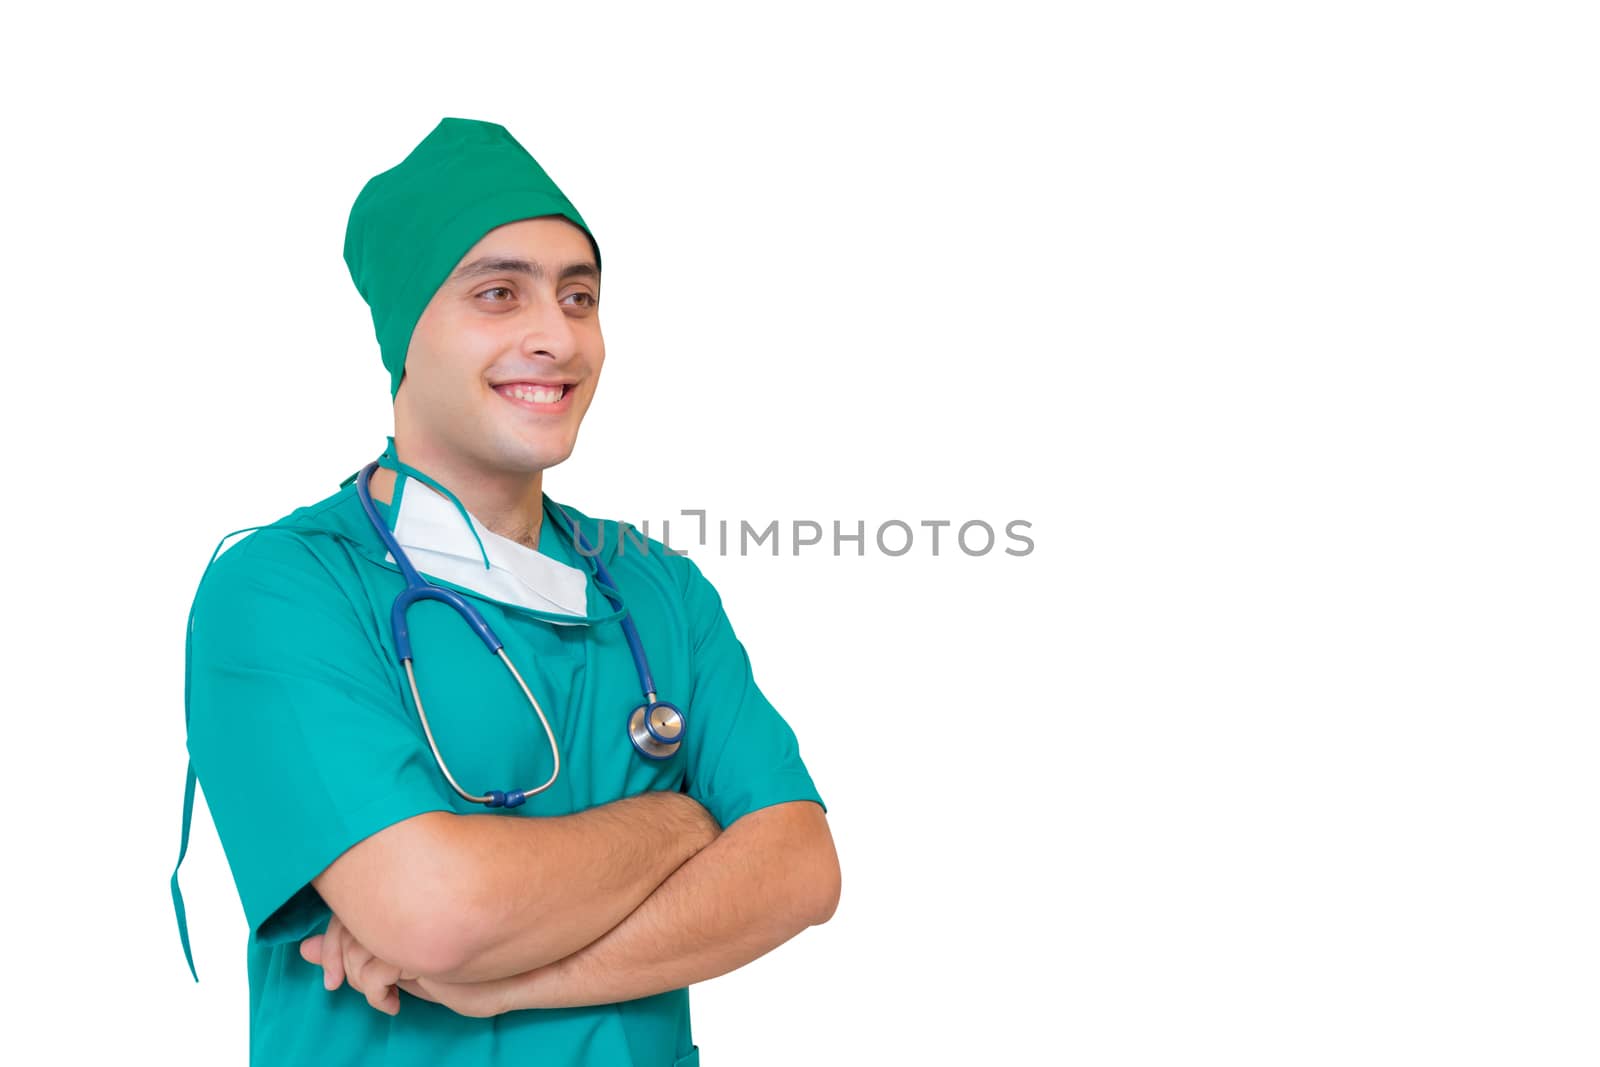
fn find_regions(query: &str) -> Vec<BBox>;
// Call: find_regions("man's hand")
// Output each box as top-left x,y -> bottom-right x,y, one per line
395,971 -> 534,1018
301,915 -> 534,1019
299,914 -> 421,1017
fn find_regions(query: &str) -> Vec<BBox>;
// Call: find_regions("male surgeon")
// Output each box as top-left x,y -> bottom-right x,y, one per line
170,116 -> 839,1067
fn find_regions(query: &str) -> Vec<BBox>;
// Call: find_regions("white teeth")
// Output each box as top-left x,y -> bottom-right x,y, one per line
504,384 -> 563,404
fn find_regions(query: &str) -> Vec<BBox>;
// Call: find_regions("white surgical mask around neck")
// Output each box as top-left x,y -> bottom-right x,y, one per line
385,474 -> 590,624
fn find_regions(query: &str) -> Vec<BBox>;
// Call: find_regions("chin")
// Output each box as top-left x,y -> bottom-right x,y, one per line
516,440 -> 576,471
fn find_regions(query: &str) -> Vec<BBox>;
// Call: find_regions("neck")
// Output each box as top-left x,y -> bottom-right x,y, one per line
370,435 -> 546,551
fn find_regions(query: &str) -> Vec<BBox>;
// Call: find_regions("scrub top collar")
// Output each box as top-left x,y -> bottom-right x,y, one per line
378,452 -> 591,622
327,438 -> 631,629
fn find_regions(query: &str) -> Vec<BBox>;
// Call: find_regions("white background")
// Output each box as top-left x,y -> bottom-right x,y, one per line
2,2 -> 1595,1064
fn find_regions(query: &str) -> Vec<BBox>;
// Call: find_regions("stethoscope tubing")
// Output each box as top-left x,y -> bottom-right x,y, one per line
557,503 -> 660,703
353,460 -> 684,808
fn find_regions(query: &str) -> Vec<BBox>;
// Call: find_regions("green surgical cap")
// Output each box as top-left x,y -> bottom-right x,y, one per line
343,117 -> 601,399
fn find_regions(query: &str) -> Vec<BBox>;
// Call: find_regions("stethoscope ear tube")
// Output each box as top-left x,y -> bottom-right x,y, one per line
402,646 -> 561,807
391,583 -> 504,661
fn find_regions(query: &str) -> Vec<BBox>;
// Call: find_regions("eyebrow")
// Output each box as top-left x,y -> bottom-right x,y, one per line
449,256 -> 600,285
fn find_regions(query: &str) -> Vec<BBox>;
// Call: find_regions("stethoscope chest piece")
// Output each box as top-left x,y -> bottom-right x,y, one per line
628,700 -> 686,760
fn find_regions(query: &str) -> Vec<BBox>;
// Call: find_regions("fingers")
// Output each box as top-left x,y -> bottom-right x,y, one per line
307,914 -> 406,1015
342,934 -> 374,997
321,915 -> 347,992
355,955 -> 404,1016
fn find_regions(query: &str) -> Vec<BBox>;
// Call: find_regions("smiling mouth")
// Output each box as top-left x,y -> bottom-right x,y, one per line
493,382 -> 574,410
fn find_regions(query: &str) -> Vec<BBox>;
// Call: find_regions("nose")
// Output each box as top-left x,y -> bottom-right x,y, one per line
518,292 -> 583,361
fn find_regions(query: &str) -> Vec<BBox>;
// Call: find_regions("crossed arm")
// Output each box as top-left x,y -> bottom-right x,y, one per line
299,791 -> 839,1016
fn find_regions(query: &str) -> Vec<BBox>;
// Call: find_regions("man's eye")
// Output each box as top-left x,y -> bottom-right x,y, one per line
563,292 -> 597,308
479,286 -> 514,302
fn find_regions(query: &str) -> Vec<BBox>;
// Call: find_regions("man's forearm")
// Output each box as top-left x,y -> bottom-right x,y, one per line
431,790 -> 721,983
500,799 -> 837,1009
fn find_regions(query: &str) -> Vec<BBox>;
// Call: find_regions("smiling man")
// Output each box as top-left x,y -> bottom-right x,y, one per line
170,116 -> 839,1067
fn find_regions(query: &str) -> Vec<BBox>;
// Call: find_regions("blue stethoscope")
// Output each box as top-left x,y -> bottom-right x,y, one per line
354,459 -> 685,809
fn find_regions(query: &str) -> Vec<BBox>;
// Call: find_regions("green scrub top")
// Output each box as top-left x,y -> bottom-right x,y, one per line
170,443 -> 826,1066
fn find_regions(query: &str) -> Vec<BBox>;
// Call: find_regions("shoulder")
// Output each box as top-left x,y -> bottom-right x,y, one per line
192,483 -> 370,617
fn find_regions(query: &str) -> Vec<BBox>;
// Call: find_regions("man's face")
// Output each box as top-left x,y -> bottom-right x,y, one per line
396,216 -> 603,476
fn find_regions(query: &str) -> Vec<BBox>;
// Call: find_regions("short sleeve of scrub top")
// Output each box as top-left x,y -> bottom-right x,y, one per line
185,528 -> 456,947
667,551 -> 827,830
